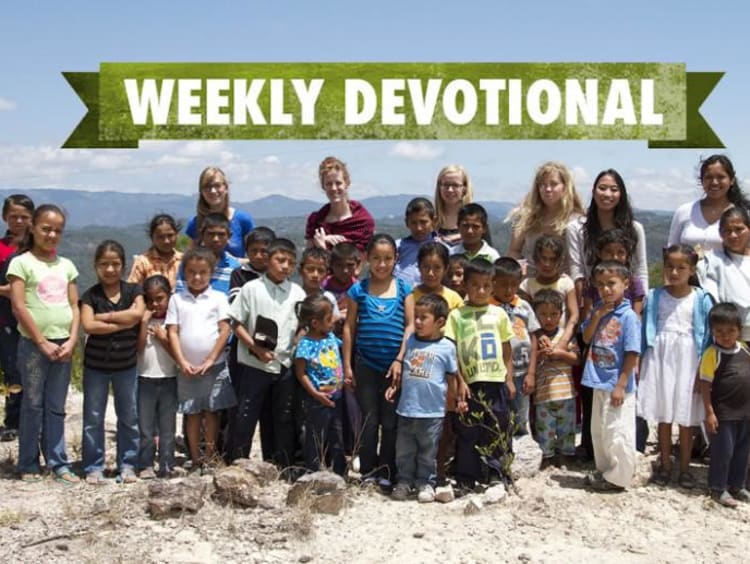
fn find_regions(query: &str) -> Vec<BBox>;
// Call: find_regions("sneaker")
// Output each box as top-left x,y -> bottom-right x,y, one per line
417,484 -> 435,503
678,471 -> 695,490
712,490 -> 739,508
588,475 -> 625,492
391,482 -> 411,501
730,488 -> 750,502
434,483 -> 455,503
378,478 -> 393,494
139,467 -> 157,480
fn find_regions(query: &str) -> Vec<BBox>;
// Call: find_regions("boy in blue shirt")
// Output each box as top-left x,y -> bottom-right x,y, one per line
581,260 -> 641,491
386,294 -> 459,502
394,198 -> 446,287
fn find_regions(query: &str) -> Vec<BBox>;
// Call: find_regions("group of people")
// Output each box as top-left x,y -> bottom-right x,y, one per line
1,154 -> 749,508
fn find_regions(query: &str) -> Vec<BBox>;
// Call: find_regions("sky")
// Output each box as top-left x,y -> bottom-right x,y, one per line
1,1 -> 749,212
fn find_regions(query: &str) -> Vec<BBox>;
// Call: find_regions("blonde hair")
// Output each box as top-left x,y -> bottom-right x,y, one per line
318,156 -> 351,187
433,165 -> 474,229
507,161 -> 584,237
196,166 -> 230,234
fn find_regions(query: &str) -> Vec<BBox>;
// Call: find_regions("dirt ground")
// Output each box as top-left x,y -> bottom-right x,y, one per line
1,392 -> 750,564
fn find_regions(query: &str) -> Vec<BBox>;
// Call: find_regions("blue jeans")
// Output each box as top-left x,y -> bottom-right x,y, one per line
354,357 -> 398,480
138,377 -> 177,471
395,416 -> 443,487
304,395 -> 345,475
82,366 -> 139,475
16,337 -> 72,474
0,325 -> 22,429
708,419 -> 750,493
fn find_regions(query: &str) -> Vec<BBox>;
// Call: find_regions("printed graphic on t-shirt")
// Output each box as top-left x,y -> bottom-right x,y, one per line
589,317 -> 622,370
36,272 -> 68,304
296,336 -> 343,395
458,313 -> 501,382
406,349 -> 437,379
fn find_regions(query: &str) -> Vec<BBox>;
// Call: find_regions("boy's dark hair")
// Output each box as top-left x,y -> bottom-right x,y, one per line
493,256 -> 523,279
330,242 -> 361,264
532,288 -> 564,312
415,293 -> 449,321
405,197 -> 436,220
244,226 -> 276,249
143,274 -> 172,295
200,212 -> 231,234
592,259 -> 630,280
3,194 -> 34,217
458,202 -> 488,225
301,246 -> 330,266
268,238 -> 297,258
182,247 -> 217,270
418,241 -> 449,268
709,302 -> 743,331
448,253 -> 469,270
533,234 -> 565,265
463,257 -> 495,282
595,228 -> 633,254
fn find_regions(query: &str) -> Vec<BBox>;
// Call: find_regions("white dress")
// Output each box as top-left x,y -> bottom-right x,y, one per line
637,291 -> 704,426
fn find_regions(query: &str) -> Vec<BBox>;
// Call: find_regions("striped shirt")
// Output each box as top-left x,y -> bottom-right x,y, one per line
175,251 -> 240,297
534,327 -> 578,404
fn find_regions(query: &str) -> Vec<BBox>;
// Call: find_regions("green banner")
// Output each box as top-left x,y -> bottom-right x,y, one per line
62,63 -> 723,149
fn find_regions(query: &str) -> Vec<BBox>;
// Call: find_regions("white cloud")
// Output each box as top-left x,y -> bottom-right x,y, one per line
389,141 -> 444,161
0,97 -> 17,111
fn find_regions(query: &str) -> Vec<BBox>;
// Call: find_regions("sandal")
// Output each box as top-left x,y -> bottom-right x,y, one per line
712,490 -> 739,508
21,473 -> 42,483
651,466 -> 671,487
1,428 -> 18,442
678,472 -> 695,490
729,488 -> 750,502
86,471 -> 107,485
56,470 -> 80,486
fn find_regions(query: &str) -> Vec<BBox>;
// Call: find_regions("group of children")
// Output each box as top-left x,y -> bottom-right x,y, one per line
2,187 -> 750,509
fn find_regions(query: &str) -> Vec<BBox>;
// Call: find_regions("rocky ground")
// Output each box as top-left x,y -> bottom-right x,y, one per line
1,392 -> 750,563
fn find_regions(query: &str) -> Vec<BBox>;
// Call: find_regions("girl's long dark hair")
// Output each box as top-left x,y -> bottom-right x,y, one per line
583,169 -> 639,271
700,154 -> 750,209
663,243 -> 700,288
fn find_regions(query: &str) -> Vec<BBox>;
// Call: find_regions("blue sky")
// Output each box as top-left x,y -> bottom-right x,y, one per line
1,1 -> 748,211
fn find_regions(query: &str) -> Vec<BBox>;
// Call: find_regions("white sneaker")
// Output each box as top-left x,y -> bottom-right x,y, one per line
434,483 -> 455,503
417,484 -> 435,503
391,482 -> 411,501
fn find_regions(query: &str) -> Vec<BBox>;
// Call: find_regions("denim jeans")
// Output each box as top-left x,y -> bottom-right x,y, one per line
304,395 -> 345,475
138,377 -> 177,471
227,364 -> 297,468
354,357 -> 398,480
16,337 -> 72,474
454,381 -> 511,485
510,373 -> 529,435
708,419 -> 750,493
82,365 -> 139,475
0,325 -> 22,429
395,416 -> 443,487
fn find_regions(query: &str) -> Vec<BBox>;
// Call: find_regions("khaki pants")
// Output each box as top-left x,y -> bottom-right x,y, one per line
591,389 -> 635,488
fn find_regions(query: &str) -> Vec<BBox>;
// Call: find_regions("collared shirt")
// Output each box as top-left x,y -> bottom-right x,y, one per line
175,251 -> 240,296
165,286 -> 230,367
450,240 -> 500,264
229,274 -> 306,373
127,248 -> 183,291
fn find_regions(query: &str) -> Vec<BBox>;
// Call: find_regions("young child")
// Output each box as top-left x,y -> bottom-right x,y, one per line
507,161 -> 585,274
638,244 -> 713,488
228,226 -> 275,304
299,247 -> 340,313
0,194 -> 33,442
386,294 -> 459,502
581,260 -> 641,491
80,240 -> 146,484
520,235 -> 578,350
445,258 -> 514,489
700,302 -> 750,508
699,206 -> 750,342
434,165 -> 474,247
137,275 -> 179,479
228,238 -> 306,469
491,257 -> 540,436
8,204 -> 79,484
167,248 -> 237,471
176,213 -> 241,296
322,241 -> 361,326
394,197 -> 444,286
581,228 -> 645,320
531,289 -> 580,466
128,214 -> 183,290
450,203 -> 500,263
294,294 -> 346,475
343,234 -> 412,488
444,253 -> 468,297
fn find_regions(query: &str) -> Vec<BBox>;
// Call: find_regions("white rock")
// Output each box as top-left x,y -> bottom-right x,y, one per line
482,483 -> 507,505
511,434 -> 543,480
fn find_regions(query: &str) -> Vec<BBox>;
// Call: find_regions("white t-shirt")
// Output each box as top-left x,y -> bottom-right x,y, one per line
137,317 -> 178,378
699,249 -> 750,341
668,200 -> 723,254
165,287 -> 229,366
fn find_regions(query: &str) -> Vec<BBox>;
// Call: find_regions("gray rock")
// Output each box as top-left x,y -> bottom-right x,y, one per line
464,497 -> 484,515
287,471 -> 348,515
232,458 -> 279,486
511,434 -> 543,479
631,452 -> 653,488
482,483 -> 507,505
148,477 -> 207,518
213,466 -> 261,507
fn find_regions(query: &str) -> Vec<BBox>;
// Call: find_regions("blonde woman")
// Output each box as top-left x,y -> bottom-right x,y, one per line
433,165 -> 474,247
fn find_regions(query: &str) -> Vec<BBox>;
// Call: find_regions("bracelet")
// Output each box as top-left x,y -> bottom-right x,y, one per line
394,359 -> 404,365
